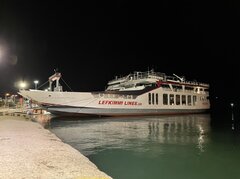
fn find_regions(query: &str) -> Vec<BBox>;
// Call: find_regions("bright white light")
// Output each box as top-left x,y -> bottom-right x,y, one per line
230,103 -> 234,107
19,82 -> 26,89
34,80 -> 39,89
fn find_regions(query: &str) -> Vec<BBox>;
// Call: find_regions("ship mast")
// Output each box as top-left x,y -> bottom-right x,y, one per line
48,70 -> 62,91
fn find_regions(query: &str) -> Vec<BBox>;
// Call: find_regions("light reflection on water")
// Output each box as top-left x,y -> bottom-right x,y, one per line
36,114 -> 211,156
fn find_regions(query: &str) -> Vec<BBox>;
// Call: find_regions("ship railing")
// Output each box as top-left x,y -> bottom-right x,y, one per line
108,70 -> 209,87
180,81 -> 209,87
166,76 -> 179,82
198,83 -> 209,87
93,92 -> 135,99
108,76 -> 129,85
108,71 -> 166,84
131,73 -> 165,81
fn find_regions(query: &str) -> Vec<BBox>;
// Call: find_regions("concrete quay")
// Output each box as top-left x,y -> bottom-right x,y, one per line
0,115 -> 112,179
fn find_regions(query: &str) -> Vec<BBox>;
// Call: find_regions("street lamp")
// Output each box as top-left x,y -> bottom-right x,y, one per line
230,102 -> 234,121
12,94 -> 18,105
34,80 -> 39,89
5,93 -> 10,108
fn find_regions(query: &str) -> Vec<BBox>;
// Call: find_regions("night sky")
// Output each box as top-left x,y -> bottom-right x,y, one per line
0,1 -> 239,105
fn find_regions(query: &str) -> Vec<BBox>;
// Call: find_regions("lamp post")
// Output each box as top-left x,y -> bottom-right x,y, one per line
5,93 -> 10,108
34,80 -> 39,89
230,102 -> 235,130
12,94 -> 18,106
230,103 -> 234,121
18,81 -> 27,110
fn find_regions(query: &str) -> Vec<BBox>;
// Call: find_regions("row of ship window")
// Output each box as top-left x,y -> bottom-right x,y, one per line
162,84 -> 209,93
148,93 -> 199,105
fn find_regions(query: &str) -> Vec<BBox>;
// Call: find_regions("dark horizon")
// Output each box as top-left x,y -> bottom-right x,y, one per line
0,1 -> 239,105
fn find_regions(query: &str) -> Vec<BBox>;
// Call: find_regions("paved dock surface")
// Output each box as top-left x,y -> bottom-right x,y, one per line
0,116 -> 112,179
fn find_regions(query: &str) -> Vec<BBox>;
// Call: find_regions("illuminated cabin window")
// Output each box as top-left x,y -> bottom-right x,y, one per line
170,94 -> 174,105
188,95 -> 192,105
156,93 -> 158,105
152,93 -> 155,105
148,93 -> 151,105
163,94 -> 168,105
193,96 -> 197,105
182,95 -> 186,105
176,95 -> 180,105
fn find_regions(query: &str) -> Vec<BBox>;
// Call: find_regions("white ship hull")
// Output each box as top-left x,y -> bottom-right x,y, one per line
19,86 -> 210,117
47,107 -> 209,117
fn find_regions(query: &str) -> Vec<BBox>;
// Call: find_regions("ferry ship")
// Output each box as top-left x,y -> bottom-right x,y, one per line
19,70 -> 210,116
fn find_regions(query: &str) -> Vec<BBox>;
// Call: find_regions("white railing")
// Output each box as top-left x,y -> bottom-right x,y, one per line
107,70 -> 209,88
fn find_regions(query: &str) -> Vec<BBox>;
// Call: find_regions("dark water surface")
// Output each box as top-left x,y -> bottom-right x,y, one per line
36,112 -> 240,179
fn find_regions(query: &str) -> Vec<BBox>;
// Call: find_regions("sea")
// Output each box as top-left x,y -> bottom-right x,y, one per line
35,106 -> 240,179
